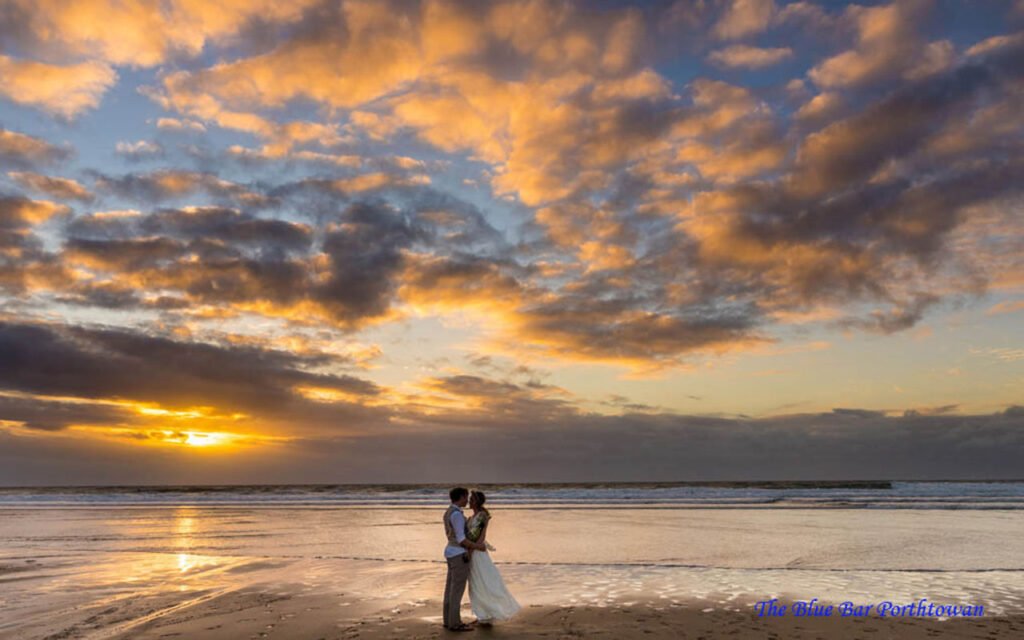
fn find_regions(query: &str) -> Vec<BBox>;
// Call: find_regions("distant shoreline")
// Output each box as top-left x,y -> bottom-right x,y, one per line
3,478 -> 1024,491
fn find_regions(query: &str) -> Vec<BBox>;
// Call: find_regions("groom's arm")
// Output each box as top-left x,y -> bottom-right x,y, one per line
464,533 -> 486,551
460,537 -> 486,551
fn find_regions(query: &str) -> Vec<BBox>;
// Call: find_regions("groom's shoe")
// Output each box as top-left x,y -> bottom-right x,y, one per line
447,622 -> 475,632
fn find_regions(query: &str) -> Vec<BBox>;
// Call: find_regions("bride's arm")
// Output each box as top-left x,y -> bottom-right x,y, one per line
479,520 -> 495,548
479,514 -> 496,550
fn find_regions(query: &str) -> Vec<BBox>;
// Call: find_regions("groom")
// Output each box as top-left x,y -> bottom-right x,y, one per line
443,487 -> 487,631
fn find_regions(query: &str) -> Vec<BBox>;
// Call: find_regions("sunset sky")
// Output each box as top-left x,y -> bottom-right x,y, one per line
1,0 -> 1022,485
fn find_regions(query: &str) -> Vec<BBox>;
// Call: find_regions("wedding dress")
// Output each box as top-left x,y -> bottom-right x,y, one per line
466,511 -> 521,622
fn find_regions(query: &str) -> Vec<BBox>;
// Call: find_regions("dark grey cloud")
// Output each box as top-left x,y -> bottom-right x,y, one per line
0,311 -> 1018,483
0,393 -> 133,432
903,404 -> 960,417
836,292 -> 942,334
70,206 -> 313,254
1,194 -> 44,249
602,393 -> 676,412
403,188 -> 508,253
516,293 -> 764,363
402,252 -> 526,297
312,201 -> 427,325
63,236 -> 183,270
421,374 -> 575,424
0,127 -> 70,170
54,282 -> 148,310
4,399 -> 1021,485
64,222 -> 315,314
790,39 -> 1024,200
91,170 -> 272,207
47,180 -> 515,327
0,320 -> 379,415
830,408 -> 886,419
0,195 -> 70,294
308,404 -> 1024,484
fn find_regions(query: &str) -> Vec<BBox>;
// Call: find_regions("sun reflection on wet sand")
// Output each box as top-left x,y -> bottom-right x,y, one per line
174,507 -> 195,549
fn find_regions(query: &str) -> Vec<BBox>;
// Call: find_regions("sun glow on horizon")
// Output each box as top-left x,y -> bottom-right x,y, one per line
180,431 -> 229,447
56,425 -> 291,451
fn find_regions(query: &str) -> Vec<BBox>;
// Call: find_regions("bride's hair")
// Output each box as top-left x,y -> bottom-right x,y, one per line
470,489 -> 488,511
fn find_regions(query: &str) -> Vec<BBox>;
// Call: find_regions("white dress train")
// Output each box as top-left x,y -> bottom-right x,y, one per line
467,515 -> 521,622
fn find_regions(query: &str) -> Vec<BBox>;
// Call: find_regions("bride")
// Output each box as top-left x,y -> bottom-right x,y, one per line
466,490 -> 521,624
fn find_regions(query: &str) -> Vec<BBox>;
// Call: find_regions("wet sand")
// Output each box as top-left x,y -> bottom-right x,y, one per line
91,590 -> 1022,640
4,555 -> 1020,639
2,505 -> 1022,639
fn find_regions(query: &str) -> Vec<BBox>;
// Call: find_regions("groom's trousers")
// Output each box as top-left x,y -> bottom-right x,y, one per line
443,553 -> 471,628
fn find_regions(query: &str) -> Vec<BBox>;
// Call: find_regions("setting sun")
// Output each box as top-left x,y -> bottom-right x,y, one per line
181,431 -> 231,447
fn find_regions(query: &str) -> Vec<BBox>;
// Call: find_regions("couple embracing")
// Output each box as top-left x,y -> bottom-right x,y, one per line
442,487 -> 521,631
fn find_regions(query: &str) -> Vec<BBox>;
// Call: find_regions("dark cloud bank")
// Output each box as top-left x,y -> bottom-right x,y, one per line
1,320 -> 1021,485
1,402 -> 1021,485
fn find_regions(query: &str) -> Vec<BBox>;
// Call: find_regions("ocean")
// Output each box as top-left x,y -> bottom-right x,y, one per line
2,480 -> 1023,508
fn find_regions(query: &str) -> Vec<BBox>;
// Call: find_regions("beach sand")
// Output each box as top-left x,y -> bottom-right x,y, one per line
5,562 -> 1019,639
70,589 -> 1020,640
3,504 -> 1023,639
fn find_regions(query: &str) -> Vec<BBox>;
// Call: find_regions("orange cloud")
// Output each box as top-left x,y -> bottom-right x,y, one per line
145,74 -> 345,154
8,171 -> 94,202
713,0 -> 777,40
329,172 -> 431,193
0,128 -> 70,168
796,92 -> 843,121
708,44 -> 793,68
0,55 -> 115,118
6,0 -> 316,67
156,117 -> 206,132
0,196 -> 69,226
987,300 -> 1024,315
807,0 -> 949,90
675,128 -> 787,183
144,1 -> 676,207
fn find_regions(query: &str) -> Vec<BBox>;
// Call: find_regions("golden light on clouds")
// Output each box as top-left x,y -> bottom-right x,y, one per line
0,0 -> 1022,483
294,385 -> 380,406
70,426 -> 290,450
